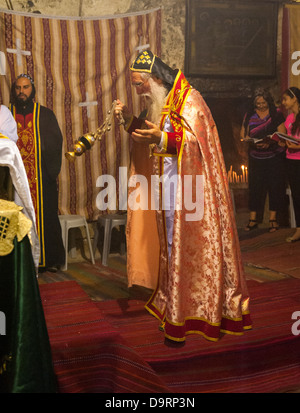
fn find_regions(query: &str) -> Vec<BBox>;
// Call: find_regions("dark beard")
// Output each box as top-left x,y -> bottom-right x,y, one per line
12,87 -> 35,110
15,95 -> 34,109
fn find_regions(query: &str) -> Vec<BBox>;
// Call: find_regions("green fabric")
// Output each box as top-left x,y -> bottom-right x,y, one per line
0,236 -> 56,393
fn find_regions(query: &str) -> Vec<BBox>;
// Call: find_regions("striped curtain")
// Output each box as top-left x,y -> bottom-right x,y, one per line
0,8 -> 161,220
282,4 -> 300,93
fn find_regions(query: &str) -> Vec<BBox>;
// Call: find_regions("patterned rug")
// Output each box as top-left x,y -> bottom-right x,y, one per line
38,256 -> 151,302
38,228 -> 300,393
39,277 -> 300,393
241,228 -> 300,281
95,278 -> 300,393
39,280 -> 169,393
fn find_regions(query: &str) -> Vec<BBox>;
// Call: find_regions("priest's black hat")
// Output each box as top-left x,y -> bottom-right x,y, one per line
130,50 -> 178,92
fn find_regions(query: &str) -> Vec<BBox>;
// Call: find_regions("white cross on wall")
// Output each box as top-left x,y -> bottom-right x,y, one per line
6,38 -> 31,67
78,92 -> 98,118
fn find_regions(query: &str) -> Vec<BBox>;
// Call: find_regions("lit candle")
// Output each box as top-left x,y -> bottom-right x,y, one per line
241,165 -> 245,183
228,165 -> 233,183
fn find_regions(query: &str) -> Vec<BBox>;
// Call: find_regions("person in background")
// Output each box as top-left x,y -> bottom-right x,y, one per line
10,74 -> 64,272
240,88 -> 286,232
0,99 -> 40,268
282,87 -> 300,243
114,50 -> 251,343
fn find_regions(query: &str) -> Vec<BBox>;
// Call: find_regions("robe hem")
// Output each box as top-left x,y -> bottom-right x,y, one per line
146,301 -> 252,342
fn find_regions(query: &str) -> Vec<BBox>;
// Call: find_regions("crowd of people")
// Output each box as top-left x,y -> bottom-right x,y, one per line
240,86 -> 300,243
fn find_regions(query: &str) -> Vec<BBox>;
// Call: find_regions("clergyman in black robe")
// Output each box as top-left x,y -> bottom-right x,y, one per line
10,73 -> 64,272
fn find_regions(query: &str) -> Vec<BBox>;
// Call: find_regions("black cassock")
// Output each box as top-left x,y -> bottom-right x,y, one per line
11,101 -> 65,270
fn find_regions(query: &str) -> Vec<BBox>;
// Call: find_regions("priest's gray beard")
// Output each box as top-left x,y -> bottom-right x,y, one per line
143,78 -> 168,125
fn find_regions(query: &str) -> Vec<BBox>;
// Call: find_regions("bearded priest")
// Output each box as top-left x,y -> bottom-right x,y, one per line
115,50 -> 251,343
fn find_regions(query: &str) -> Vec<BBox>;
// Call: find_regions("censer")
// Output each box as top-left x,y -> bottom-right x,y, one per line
65,100 -> 123,162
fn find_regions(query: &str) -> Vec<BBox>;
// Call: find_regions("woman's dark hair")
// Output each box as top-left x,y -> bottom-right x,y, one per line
243,88 -> 278,133
283,86 -> 300,135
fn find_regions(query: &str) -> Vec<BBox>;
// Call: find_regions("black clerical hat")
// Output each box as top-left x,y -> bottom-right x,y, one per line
130,50 -> 178,91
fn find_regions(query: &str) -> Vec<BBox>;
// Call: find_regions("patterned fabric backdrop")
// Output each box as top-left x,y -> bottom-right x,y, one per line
282,4 -> 300,93
0,8 -> 161,220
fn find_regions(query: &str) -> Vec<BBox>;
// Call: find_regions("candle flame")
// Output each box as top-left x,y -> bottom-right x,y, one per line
227,164 -> 248,184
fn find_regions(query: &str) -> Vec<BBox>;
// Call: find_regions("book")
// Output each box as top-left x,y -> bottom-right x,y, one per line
268,132 -> 300,144
241,132 -> 300,145
240,136 -> 264,144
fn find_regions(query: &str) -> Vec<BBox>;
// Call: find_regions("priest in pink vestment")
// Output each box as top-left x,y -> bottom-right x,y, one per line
115,50 -> 252,342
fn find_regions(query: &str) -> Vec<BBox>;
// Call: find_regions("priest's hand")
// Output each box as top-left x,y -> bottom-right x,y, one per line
132,120 -> 161,144
114,99 -> 131,124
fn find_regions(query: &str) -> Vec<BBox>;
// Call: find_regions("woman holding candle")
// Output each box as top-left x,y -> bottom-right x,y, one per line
282,87 -> 300,242
240,88 -> 286,232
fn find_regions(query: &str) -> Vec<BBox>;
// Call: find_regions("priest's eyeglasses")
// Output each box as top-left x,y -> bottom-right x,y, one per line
132,82 -> 144,88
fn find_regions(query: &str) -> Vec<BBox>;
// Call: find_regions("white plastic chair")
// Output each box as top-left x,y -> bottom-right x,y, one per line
59,214 -> 95,270
93,213 -> 127,266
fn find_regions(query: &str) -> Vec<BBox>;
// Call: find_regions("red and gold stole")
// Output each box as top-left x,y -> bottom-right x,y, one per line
159,70 -> 192,159
10,103 -> 45,267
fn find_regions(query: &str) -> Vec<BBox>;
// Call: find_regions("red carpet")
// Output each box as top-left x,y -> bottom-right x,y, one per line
39,281 -> 169,393
95,278 -> 300,393
40,278 -> 300,393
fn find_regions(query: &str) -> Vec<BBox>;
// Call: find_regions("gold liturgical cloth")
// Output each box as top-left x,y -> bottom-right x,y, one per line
0,199 -> 32,256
